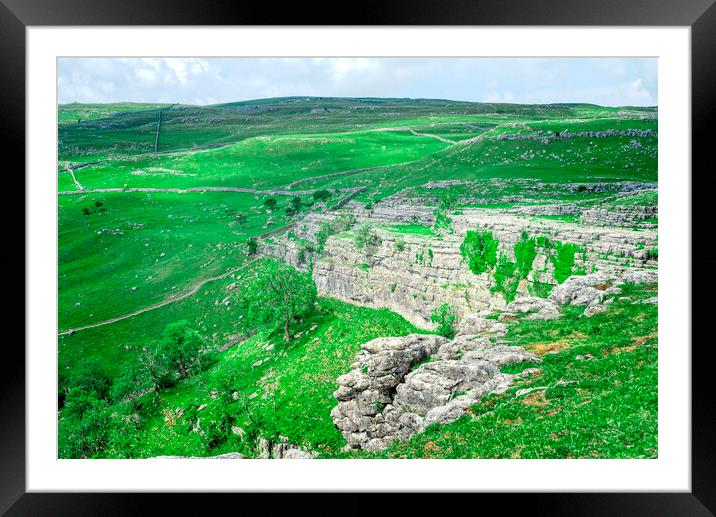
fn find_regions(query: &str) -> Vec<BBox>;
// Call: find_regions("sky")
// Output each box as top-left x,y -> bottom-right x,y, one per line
58,57 -> 657,107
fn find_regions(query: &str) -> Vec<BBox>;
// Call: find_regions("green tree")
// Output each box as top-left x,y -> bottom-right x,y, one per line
263,198 -> 277,210
247,237 -> 259,255
68,359 -> 112,401
313,190 -> 332,202
291,196 -> 302,212
236,259 -> 317,342
59,387 -> 111,458
160,320 -> 204,379
137,345 -> 175,395
460,230 -> 498,275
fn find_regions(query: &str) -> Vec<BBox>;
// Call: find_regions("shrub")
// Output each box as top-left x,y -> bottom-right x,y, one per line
263,198 -> 277,209
550,241 -> 581,284
431,303 -> 457,339
514,232 -> 537,278
313,190 -> 332,202
491,254 -> 520,303
355,224 -> 382,251
315,222 -> 335,253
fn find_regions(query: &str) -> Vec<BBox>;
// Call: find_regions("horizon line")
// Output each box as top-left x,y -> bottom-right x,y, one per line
57,95 -> 659,109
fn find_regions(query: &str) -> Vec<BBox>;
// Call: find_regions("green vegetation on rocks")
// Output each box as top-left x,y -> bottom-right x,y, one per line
460,230 -> 498,274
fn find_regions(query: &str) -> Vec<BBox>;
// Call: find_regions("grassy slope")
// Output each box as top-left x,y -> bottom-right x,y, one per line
291,124 -> 657,202
67,130 -> 451,191
57,98 -> 624,162
58,191 -> 304,330
75,297 -> 421,458
58,103 -> 170,124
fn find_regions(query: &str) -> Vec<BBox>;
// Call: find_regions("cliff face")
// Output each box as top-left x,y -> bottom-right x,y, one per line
263,198 -> 657,329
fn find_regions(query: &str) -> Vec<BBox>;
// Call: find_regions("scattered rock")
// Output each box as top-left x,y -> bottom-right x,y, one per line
281,448 -> 316,459
549,273 -> 610,306
258,438 -> 271,459
502,297 -> 561,320
583,298 -> 613,318
458,314 -> 507,336
259,436 -> 317,459
622,269 -> 657,285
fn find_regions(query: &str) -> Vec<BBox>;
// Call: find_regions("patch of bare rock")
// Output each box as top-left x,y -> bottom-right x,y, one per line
258,436 -> 316,459
331,331 -> 540,452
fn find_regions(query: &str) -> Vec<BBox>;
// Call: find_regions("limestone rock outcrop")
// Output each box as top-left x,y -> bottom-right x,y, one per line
331,332 -> 540,451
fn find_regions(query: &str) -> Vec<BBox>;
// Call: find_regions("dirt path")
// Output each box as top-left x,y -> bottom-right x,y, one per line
285,163 -> 412,189
58,258 -> 258,336
57,183 -> 366,336
408,129 -> 457,145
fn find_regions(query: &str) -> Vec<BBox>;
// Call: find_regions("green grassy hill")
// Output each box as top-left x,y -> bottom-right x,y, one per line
57,97 -> 658,459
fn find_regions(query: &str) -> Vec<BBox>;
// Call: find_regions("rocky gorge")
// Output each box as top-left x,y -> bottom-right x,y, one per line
260,182 -> 658,451
264,195 -> 657,328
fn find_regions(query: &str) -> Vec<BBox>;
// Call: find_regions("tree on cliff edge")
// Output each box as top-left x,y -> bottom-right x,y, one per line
236,258 -> 317,342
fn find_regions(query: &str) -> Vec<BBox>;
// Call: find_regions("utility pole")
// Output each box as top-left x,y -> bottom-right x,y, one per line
154,109 -> 162,153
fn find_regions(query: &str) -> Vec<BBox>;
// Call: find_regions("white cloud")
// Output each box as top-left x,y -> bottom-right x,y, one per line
57,57 -> 658,107
617,78 -> 656,106
484,91 -> 516,103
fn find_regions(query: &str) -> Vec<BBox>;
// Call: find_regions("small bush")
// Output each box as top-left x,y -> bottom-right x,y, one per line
291,196 -> 302,212
355,224 -> 381,251
313,190 -> 332,202
431,303 -> 457,339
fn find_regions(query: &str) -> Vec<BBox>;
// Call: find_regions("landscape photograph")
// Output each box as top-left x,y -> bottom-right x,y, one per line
57,57 -> 658,460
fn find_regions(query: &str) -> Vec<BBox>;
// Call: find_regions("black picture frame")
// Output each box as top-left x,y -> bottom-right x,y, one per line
4,0 -> 714,514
